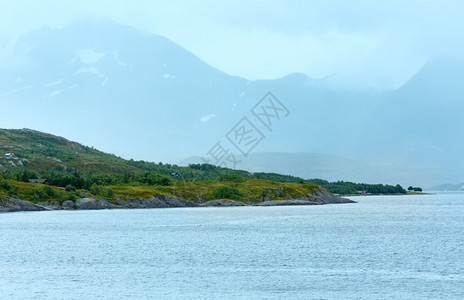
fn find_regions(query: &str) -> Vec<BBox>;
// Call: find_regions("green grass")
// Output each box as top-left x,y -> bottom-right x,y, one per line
101,179 -> 320,203
0,177 -> 323,205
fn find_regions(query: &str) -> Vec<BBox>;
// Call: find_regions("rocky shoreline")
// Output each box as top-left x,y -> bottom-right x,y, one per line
0,192 -> 355,213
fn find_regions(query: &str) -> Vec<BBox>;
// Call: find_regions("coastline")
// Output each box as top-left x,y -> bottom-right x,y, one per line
0,192 -> 355,213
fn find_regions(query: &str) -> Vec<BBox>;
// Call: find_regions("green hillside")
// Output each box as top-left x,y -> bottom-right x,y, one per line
0,128 -> 406,206
0,128 -> 325,204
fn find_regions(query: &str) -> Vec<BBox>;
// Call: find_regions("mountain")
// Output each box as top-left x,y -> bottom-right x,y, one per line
181,152 -> 394,183
1,19 -> 463,187
0,20 -> 249,161
427,183 -> 464,191
0,19 -> 372,160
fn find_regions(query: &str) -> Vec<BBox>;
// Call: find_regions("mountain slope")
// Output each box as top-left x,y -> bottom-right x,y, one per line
0,19 -> 369,162
0,128 -> 142,173
1,20 -> 463,187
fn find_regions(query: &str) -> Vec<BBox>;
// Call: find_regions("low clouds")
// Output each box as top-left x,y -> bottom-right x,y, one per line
1,0 -> 463,88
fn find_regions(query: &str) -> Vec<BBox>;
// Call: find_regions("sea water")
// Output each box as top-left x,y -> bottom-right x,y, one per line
1,193 -> 463,299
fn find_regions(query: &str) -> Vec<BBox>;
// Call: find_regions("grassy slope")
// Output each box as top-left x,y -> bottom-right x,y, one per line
0,178 -> 320,204
0,128 -> 142,173
0,128 -> 322,204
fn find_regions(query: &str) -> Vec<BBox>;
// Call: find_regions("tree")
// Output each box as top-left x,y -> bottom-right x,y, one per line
395,184 -> 407,194
21,170 -> 29,182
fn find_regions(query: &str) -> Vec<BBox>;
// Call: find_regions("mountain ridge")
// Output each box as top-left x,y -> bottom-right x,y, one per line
1,19 -> 462,187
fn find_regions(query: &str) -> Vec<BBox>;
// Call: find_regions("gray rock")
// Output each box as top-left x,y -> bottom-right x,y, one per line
75,198 -> 97,209
255,199 -> 318,206
255,188 -> 355,206
42,201 -> 61,210
0,188 -> 355,213
94,198 -> 119,209
199,199 -> 247,207
62,200 -> 75,210
74,198 -> 120,210
0,197 -> 47,212
121,196 -> 198,209
312,189 -> 355,204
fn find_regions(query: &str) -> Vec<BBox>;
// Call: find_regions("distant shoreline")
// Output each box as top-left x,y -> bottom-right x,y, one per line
346,193 -> 430,197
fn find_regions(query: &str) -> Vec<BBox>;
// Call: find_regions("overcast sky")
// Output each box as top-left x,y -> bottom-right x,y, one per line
1,0 -> 463,88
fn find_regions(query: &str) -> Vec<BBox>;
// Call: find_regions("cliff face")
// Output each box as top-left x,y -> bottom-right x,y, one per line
1,190 -> 354,213
0,197 -> 48,212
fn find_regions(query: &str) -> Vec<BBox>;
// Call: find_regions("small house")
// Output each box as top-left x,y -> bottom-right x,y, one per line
4,153 -> 15,159
28,179 -> 49,184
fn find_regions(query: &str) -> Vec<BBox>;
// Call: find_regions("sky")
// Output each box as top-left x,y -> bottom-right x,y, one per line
1,0 -> 463,89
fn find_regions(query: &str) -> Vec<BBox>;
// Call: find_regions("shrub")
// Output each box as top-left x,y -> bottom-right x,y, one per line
211,186 -> 243,200
142,173 -> 172,186
90,183 -> 101,195
0,180 -> 13,192
65,184 -> 76,192
33,188 -> 47,202
43,185 -> 57,198
218,174 -> 246,183
68,192 -> 77,201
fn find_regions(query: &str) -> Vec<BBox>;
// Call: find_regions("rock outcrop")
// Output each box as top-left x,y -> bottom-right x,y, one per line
117,196 -> 198,209
0,197 -> 49,212
1,189 -> 354,213
61,200 -> 75,210
199,199 -> 247,207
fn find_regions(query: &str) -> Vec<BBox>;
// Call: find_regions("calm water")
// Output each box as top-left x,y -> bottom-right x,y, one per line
1,193 -> 463,299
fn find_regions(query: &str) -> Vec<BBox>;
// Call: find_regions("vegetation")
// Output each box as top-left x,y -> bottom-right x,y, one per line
408,186 -> 423,192
0,128 -> 408,204
308,179 -> 407,195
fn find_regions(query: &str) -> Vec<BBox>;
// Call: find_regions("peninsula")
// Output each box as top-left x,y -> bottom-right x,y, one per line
0,128 -> 387,212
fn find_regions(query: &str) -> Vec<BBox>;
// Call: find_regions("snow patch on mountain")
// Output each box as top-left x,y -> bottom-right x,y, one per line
43,90 -> 61,98
1,85 -> 32,97
110,50 -> 127,67
163,73 -> 175,79
200,114 -> 217,122
74,67 -> 108,85
42,84 -> 77,98
42,79 -> 63,87
68,49 -> 107,65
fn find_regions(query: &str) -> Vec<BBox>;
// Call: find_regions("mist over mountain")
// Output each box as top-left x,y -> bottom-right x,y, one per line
1,20 -> 462,187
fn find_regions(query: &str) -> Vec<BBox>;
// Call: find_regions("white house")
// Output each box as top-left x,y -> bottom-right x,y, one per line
4,153 -> 15,159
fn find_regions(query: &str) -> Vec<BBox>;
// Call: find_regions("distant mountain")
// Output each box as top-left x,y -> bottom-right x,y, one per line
427,183 -> 464,191
1,19 -> 463,187
0,20 -> 250,161
181,152 -> 392,183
